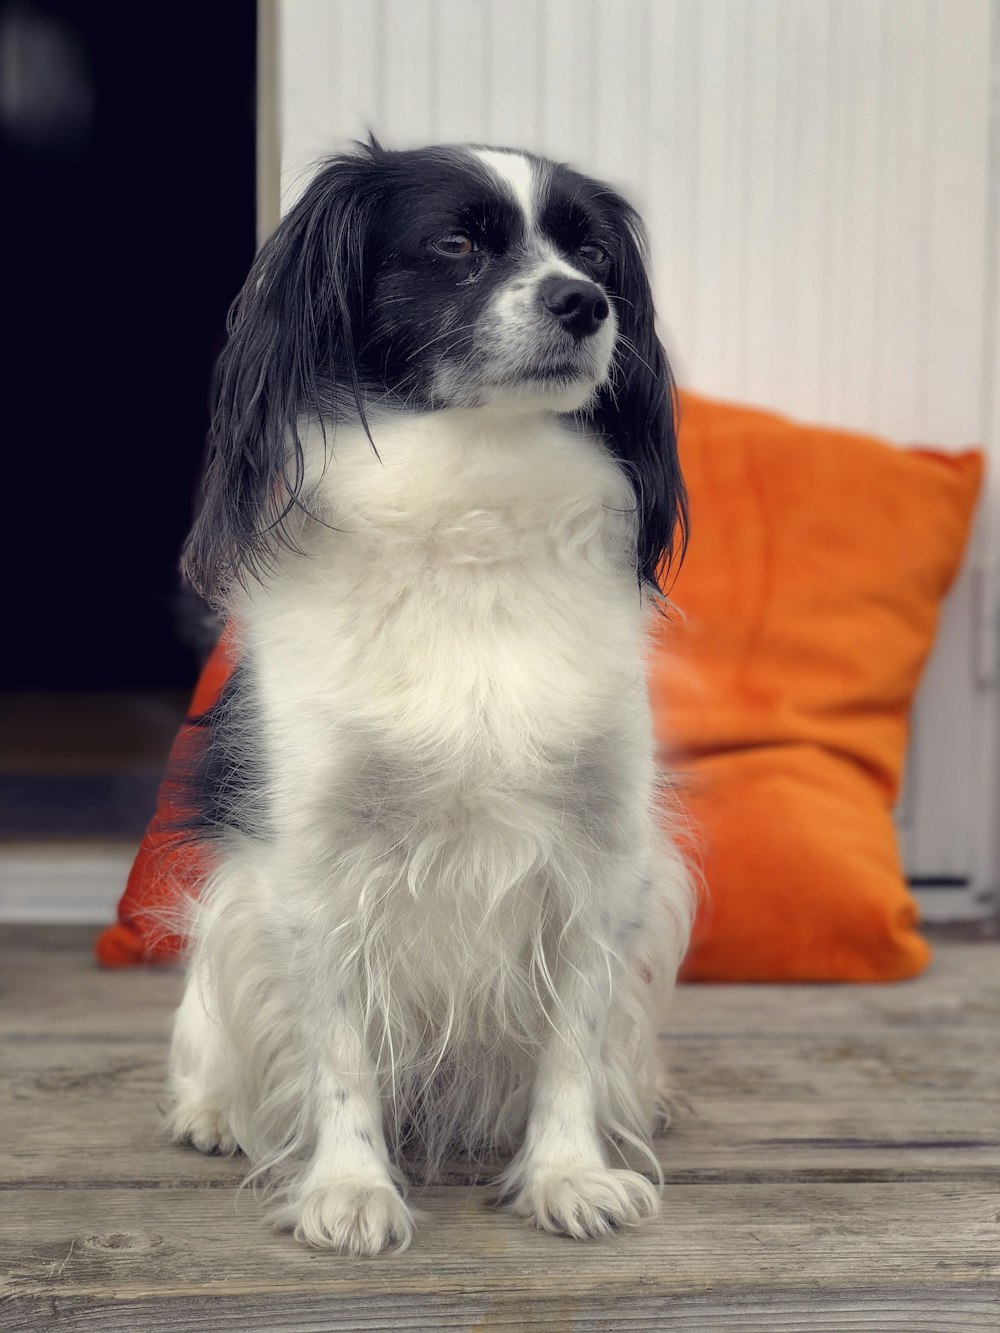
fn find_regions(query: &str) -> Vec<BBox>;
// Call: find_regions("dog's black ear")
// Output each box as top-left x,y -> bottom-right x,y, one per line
591,201 -> 687,596
183,152 -> 381,605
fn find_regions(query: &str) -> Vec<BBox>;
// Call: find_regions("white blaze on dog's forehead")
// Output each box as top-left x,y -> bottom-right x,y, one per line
472,148 -> 537,228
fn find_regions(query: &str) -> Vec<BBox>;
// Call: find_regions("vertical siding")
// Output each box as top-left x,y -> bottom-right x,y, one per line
281,0 -> 990,439
276,0 -> 999,907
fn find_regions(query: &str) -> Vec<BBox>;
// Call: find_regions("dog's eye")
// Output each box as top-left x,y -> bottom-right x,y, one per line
578,242 -> 609,265
433,233 -> 478,256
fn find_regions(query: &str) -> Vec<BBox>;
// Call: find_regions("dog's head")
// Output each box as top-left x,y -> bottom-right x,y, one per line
185,139 -> 686,603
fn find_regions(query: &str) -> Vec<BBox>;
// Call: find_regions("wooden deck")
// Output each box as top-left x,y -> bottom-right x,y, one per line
1,925 -> 997,1331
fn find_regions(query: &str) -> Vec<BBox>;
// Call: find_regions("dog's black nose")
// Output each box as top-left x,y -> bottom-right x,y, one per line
540,278 -> 610,340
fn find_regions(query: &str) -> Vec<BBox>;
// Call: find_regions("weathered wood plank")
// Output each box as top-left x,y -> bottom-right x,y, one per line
0,928 -> 182,1041
2,1041 -> 998,1188
4,927 -> 999,1041
3,927 -> 997,1029
3,1289 -> 996,1333
1,1183 -> 997,1331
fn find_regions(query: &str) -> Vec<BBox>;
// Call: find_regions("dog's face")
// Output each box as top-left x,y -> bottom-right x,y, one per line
185,140 -> 687,604
361,147 -> 621,413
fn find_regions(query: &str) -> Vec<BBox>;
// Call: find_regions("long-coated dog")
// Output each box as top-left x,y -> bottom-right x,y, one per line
166,138 -> 691,1255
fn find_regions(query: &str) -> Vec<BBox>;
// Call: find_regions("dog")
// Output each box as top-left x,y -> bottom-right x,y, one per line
166,137 -> 692,1256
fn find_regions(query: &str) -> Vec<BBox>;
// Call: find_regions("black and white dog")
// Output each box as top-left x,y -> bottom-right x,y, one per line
167,139 -> 691,1255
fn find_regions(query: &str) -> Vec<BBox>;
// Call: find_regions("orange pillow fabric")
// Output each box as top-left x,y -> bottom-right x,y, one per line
657,392 -> 983,981
97,393 -> 983,981
95,636 -> 232,966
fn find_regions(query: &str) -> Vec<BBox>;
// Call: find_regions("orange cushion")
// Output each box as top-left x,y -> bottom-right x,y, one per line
97,393 -> 983,981
656,392 -> 983,981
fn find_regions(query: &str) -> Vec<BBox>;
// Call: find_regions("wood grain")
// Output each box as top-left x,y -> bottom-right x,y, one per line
1,925 -> 998,1331
2,1183 -> 998,1331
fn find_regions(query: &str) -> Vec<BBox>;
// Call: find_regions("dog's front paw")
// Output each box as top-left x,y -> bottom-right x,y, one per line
274,1179 -> 415,1256
505,1165 -> 660,1239
168,1101 -> 239,1156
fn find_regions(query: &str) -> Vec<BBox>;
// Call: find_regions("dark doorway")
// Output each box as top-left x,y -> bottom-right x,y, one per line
2,1 -> 256,847
5,0 -> 257,690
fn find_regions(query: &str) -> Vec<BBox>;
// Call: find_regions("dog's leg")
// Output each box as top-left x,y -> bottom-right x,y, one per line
497,932 -> 660,1239
271,971 -> 415,1256
167,959 -> 239,1156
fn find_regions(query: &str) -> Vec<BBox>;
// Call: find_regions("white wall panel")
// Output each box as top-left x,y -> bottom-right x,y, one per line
275,0 -> 1000,914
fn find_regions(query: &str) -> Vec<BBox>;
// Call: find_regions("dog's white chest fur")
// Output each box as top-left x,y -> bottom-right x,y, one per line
246,410 -> 650,810
231,412 -> 657,997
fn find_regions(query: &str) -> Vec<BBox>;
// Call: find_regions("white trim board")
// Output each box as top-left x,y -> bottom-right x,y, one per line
0,846 -> 135,924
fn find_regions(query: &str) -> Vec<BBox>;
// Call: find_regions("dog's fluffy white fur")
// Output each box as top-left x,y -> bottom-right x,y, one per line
166,142 -> 692,1256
